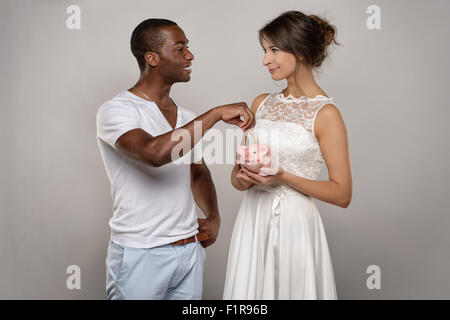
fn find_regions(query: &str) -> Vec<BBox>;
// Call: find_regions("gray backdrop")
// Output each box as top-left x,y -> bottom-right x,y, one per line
1,0 -> 450,299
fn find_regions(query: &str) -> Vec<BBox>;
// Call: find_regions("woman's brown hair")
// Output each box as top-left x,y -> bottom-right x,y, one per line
259,10 -> 340,69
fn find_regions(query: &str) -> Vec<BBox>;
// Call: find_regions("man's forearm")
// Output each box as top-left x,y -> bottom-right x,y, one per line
144,107 -> 221,167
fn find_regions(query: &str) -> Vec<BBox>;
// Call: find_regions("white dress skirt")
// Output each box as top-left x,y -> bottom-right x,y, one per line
222,185 -> 337,299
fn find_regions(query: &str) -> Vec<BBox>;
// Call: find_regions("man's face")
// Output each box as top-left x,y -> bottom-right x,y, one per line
157,25 -> 194,83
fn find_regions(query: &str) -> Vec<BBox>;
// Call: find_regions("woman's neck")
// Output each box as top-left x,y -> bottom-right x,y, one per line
284,66 -> 323,98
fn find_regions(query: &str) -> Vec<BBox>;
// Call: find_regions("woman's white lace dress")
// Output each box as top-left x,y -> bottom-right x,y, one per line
223,92 -> 338,300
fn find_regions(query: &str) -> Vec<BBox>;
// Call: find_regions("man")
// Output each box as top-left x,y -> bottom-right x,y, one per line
96,18 -> 254,299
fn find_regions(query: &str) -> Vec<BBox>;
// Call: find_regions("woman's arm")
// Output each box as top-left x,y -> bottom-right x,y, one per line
280,103 -> 352,207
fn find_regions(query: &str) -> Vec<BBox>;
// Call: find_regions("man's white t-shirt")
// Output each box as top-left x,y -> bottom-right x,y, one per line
96,90 -> 201,248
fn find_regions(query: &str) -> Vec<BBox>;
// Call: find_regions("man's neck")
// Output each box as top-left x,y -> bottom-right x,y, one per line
132,73 -> 173,105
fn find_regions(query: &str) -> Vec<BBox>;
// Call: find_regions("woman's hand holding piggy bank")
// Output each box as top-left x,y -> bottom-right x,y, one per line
236,143 -> 274,176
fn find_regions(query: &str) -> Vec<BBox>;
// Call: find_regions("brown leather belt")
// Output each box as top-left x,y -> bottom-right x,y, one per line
172,233 -> 208,246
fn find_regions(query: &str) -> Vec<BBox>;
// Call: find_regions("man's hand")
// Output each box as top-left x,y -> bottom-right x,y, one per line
216,102 -> 255,131
197,215 -> 221,248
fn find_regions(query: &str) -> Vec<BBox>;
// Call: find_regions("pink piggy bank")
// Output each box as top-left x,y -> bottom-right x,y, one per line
236,143 -> 272,175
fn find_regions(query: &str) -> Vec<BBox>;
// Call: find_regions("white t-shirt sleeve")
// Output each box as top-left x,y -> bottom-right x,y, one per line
96,102 -> 141,149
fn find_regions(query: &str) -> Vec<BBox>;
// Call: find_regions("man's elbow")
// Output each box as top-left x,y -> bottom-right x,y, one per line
149,159 -> 164,167
141,146 -> 165,167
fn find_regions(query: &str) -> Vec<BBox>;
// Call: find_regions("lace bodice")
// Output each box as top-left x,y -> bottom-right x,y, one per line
251,92 -> 335,185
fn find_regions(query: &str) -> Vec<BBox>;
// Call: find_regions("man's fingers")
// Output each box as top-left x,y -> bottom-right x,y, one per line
239,109 -> 250,129
234,104 -> 253,129
197,219 -> 208,232
228,117 -> 241,125
242,111 -> 255,131
241,108 -> 254,130
201,240 -> 210,248
221,103 -> 254,129
202,238 -> 215,248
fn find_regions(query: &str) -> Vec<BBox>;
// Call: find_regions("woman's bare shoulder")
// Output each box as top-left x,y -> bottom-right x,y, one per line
250,93 -> 271,114
314,103 -> 345,139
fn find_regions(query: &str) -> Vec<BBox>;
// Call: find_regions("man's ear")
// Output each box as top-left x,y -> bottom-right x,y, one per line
144,52 -> 159,67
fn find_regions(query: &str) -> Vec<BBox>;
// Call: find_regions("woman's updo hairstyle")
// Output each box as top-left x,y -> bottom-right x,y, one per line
259,10 -> 340,69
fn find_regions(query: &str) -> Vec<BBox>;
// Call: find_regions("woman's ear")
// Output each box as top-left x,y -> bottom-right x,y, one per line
145,52 -> 159,67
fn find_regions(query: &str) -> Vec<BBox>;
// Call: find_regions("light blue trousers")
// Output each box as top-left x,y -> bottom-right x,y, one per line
106,236 -> 206,300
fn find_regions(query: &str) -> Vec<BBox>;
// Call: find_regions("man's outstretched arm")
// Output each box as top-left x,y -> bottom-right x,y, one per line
115,103 -> 254,167
190,160 -> 220,248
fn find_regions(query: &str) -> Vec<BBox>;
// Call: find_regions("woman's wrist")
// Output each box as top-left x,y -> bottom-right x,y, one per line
275,168 -> 287,183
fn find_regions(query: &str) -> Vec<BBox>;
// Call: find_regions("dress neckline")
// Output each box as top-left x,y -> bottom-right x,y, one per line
279,92 -> 332,101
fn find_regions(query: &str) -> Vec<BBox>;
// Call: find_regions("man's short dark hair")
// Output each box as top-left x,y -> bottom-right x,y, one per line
130,18 -> 178,72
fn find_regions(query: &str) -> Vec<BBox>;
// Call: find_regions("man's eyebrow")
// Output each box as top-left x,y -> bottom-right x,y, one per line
173,39 -> 189,46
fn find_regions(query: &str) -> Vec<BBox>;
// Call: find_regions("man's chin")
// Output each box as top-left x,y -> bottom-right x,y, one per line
172,74 -> 191,83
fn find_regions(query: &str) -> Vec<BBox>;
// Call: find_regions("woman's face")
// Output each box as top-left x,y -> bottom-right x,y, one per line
261,38 -> 297,81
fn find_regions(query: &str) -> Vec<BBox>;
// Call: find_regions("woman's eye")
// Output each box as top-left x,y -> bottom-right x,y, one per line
272,48 -> 279,52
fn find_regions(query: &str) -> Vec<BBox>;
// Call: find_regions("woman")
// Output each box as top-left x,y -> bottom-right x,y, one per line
223,10 -> 352,299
